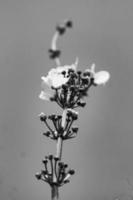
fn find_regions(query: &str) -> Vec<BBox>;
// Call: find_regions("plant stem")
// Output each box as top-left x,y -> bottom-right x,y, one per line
56,136 -> 63,160
51,109 -> 67,200
51,184 -> 59,200
56,109 -> 67,160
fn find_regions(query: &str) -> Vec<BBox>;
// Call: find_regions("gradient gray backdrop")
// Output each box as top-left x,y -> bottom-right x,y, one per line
0,0 -> 133,200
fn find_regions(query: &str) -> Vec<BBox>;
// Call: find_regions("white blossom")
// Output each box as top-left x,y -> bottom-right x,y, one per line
85,63 -> 110,85
39,59 -> 78,101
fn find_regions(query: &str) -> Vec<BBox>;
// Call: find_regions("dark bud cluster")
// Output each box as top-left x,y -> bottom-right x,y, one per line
65,20 -> 73,28
56,20 -> 73,36
35,155 -> 75,187
48,49 -> 61,59
51,69 -> 93,109
39,111 -> 79,140
49,20 -> 73,60
39,113 -> 47,122
77,99 -> 86,107
56,25 -> 66,35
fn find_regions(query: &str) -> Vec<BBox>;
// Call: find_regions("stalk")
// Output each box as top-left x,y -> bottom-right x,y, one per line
56,109 -> 67,159
51,109 -> 67,200
51,184 -> 59,200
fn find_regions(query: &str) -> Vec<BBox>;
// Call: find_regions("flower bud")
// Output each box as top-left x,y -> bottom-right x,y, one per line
68,169 -> 75,175
56,25 -> 66,35
48,155 -> 53,160
72,127 -> 79,133
41,170 -> 47,176
48,114 -> 56,120
39,113 -> 47,122
64,164 -> 68,168
43,131 -> 51,137
42,159 -> 48,164
83,71 -> 91,77
54,157 -> 59,161
65,20 -> 73,28
67,109 -> 78,120
58,162 -> 64,168
77,100 -> 86,107
77,70 -> 82,75
64,179 -> 70,184
48,49 -> 61,59
35,173 -> 42,180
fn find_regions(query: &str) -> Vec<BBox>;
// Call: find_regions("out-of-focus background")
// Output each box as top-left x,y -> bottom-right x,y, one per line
0,0 -> 133,200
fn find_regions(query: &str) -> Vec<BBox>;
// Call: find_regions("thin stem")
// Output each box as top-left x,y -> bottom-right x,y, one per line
55,90 -> 63,108
51,184 -> 59,200
52,109 -> 67,200
44,121 -> 53,133
61,109 -> 67,128
56,109 -> 67,159
65,119 -> 74,134
56,137 -> 63,160
51,31 -> 61,66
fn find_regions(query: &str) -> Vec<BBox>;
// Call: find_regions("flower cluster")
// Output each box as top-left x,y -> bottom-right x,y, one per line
39,60 -> 78,102
39,62 -> 110,108
35,155 -> 75,187
39,109 -> 78,140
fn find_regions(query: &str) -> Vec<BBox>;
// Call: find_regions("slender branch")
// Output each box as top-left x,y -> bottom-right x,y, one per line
56,109 -> 67,159
56,137 -> 63,160
51,109 -> 67,200
51,184 -> 59,200
44,121 -> 53,133
51,31 -> 61,66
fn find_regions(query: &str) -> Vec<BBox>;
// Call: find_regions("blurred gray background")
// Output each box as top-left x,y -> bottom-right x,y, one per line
0,0 -> 133,200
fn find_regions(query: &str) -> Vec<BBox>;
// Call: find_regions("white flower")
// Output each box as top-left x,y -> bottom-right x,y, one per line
85,63 -> 110,85
39,91 -> 54,101
39,59 -> 78,101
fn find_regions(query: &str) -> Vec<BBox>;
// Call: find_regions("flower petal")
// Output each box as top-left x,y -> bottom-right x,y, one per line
52,74 -> 69,88
41,76 -> 52,86
39,63 -> 79,101
94,71 -> 110,85
39,91 -> 51,101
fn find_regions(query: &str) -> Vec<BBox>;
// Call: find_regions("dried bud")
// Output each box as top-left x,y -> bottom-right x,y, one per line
64,164 -> 68,168
58,162 -> 64,168
57,115 -> 62,120
77,100 -> 86,107
68,169 -> 75,175
42,159 -> 48,164
67,109 -> 78,120
61,70 -> 66,76
48,49 -> 61,59
54,157 -> 59,161
83,71 -> 91,77
64,179 -> 70,184
56,25 -> 66,35
65,20 -> 73,28
41,170 -> 47,175
48,114 -> 56,120
77,70 -> 82,75
35,173 -> 42,180
43,131 -> 51,137
72,127 -> 79,133
39,113 -> 47,121
48,155 -> 53,160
